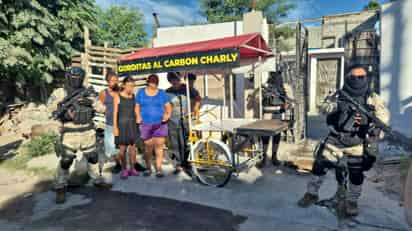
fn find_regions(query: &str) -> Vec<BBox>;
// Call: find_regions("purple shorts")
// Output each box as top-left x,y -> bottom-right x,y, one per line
139,123 -> 168,140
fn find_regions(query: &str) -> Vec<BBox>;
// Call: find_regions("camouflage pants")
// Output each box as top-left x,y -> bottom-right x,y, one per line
307,175 -> 363,203
307,142 -> 369,202
54,125 -> 102,189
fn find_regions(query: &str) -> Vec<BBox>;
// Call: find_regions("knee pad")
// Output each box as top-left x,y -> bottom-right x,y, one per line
60,156 -> 75,170
348,167 -> 364,185
86,152 -> 98,164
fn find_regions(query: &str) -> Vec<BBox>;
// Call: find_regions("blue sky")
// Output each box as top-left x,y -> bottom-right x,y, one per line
95,0 -> 390,36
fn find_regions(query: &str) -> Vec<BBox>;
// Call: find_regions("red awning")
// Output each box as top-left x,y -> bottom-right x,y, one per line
119,33 -> 272,62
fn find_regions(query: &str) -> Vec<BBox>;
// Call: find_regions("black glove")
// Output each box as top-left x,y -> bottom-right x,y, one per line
366,104 -> 376,112
336,155 -> 348,169
368,126 -> 381,137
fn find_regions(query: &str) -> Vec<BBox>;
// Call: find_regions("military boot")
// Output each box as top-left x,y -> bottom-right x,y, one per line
93,179 -> 113,189
297,193 -> 319,208
345,200 -> 359,217
55,187 -> 66,204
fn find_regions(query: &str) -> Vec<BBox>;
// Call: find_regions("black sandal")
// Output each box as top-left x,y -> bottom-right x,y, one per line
155,170 -> 164,178
143,170 -> 152,177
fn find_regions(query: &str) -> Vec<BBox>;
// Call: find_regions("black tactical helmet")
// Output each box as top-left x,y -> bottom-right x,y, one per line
65,67 -> 86,92
67,67 -> 86,78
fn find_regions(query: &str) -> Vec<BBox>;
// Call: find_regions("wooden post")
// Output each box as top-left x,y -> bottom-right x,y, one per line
80,53 -> 88,86
103,42 -> 108,78
185,73 -> 192,133
83,26 -> 92,86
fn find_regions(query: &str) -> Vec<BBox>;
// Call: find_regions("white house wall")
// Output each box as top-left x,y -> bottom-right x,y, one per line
381,0 -> 412,137
153,21 -> 244,47
153,21 -> 244,90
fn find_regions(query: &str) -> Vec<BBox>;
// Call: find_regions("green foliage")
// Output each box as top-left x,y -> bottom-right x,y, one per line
271,25 -> 295,52
200,0 -> 295,23
200,0 -> 296,52
0,151 -> 55,176
0,0 -> 97,99
0,133 -> 57,176
93,5 -> 147,48
23,132 -> 58,158
364,0 -> 380,11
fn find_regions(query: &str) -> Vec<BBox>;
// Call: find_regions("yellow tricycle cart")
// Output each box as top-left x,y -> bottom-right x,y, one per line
118,33 -> 289,187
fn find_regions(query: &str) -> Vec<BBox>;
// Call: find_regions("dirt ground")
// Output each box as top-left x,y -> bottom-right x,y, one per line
0,131 -> 410,230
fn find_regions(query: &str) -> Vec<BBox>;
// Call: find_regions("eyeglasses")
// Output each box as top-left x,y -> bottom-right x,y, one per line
350,75 -> 366,78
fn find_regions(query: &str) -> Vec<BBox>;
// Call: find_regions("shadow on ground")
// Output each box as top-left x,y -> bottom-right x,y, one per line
0,179 -> 53,223
0,186 -> 246,231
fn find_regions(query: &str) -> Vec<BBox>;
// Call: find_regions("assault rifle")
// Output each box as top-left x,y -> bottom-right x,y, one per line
337,90 -> 399,140
263,85 -> 296,105
52,86 -> 96,121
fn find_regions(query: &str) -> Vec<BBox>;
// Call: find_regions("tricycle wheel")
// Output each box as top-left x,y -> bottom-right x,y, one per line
191,139 -> 233,187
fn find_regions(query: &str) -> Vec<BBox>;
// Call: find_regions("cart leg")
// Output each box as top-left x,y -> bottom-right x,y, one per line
231,134 -> 236,174
271,134 -> 281,166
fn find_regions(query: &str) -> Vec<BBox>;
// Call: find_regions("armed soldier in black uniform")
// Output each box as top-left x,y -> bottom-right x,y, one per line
259,71 -> 294,167
297,65 -> 390,217
52,67 -> 111,204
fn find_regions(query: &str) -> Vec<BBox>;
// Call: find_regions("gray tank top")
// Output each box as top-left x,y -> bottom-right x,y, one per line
105,89 -> 114,126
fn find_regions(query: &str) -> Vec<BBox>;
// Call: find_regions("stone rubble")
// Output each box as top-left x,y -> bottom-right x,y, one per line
0,89 -> 63,138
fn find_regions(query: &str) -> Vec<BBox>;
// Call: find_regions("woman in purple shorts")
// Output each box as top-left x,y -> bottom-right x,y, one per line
135,74 -> 171,177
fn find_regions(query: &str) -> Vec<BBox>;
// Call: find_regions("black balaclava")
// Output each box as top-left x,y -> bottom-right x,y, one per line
65,67 -> 85,95
342,73 -> 369,104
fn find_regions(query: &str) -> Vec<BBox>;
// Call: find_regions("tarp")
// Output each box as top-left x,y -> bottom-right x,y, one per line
117,33 -> 272,76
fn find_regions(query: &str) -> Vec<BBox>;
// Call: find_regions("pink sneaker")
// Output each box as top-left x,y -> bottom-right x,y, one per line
128,169 -> 139,176
120,170 -> 129,179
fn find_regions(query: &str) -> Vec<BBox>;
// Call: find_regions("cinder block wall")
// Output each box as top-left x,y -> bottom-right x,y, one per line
321,10 -> 378,48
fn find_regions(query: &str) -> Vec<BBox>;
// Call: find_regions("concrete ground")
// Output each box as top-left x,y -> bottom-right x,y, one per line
0,162 -> 409,231
0,115 -> 410,231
